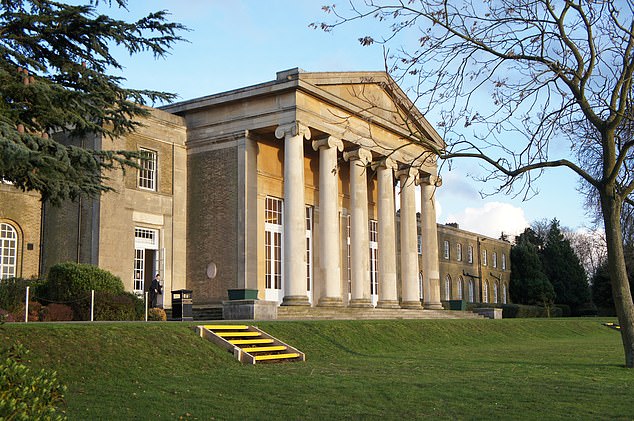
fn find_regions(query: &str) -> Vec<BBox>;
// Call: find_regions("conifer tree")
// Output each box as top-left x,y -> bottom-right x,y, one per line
0,0 -> 186,204
510,232 -> 554,309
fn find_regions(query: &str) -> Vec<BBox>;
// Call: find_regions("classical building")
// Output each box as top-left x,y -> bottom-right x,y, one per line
0,68 -> 511,312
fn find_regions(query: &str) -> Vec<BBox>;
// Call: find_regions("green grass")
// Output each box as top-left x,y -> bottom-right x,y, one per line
2,318 -> 633,420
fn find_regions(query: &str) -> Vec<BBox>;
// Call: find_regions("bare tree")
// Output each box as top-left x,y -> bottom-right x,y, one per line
317,0 -> 634,367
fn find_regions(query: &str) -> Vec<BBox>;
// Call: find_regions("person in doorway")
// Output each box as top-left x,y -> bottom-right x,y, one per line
149,273 -> 162,308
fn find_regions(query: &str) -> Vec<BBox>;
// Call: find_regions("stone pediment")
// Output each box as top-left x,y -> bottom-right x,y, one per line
295,70 -> 445,151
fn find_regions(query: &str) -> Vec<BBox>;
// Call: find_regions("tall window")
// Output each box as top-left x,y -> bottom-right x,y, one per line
502,253 -> 507,270
417,234 -> 422,255
444,274 -> 451,300
483,281 -> 489,303
138,148 -> 157,191
468,279 -> 474,302
265,197 -> 283,291
456,243 -> 462,261
0,223 -> 17,279
457,276 -> 464,300
502,283 -> 508,304
494,281 -> 499,303
443,240 -> 450,259
493,252 -> 497,268
369,220 -> 378,300
468,245 -> 473,264
306,206 -> 313,293
346,214 -> 351,295
483,249 -> 488,266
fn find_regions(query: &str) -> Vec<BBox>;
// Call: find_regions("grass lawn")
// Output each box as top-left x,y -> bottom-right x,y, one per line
2,318 -> 632,420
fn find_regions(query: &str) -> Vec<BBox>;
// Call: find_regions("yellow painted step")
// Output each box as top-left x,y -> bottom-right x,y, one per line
229,339 -> 274,345
216,331 -> 261,338
241,345 -> 287,353
204,325 -> 249,330
254,353 -> 300,361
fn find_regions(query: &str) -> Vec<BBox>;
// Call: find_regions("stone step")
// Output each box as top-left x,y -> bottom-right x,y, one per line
276,306 -> 484,320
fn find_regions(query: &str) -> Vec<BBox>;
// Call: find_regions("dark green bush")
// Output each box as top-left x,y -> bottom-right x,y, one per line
466,303 -> 562,318
573,302 -> 598,317
45,262 -> 124,303
73,292 -> 143,321
0,343 -> 67,420
0,277 -> 41,313
555,304 -> 571,317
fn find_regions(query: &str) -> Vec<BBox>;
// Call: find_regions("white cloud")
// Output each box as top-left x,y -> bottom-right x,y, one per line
445,202 -> 529,239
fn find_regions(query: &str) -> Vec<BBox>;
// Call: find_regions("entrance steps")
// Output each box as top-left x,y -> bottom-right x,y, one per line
276,306 -> 485,320
196,324 -> 305,364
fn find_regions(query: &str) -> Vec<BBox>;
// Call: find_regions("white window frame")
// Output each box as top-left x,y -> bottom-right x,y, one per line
0,223 -> 18,279
457,277 -> 464,300
502,253 -> 507,270
483,249 -> 488,266
265,197 -> 284,301
468,245 -> 473,264
306,206 -> 313,297
134,227 -> 159,293
346,214 -> 351,296
456,243 -> 462,261
443,240 -> 450,260
483,281 -> 489,303
468,280 -> 475,302
369,219 -> 379,306
138,148 -> 157,191
493,252 -> 497,268
444,274 -> 451,300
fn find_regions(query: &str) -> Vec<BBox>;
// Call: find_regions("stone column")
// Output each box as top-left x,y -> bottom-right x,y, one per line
397,168 -> 422,309
344,148 -> 373,307
275,123 -> 311,306
419,174 -> 443,310
374,158 -> 399,308
313,136 -> 344,307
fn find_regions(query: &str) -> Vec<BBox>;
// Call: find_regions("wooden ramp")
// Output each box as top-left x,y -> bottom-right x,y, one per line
196,325 -> 305,364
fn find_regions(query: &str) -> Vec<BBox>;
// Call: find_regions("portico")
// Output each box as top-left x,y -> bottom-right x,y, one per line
163,68 -> 446,310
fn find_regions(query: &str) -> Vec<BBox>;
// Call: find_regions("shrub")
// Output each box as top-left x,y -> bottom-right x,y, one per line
73,292 -> 143,321
148,307 -> 167,321
45,262 -> 124,304
0,343 -> 67,420
41,303 -> 74,322
555,304 -> 571,317
0,277 -> 41,313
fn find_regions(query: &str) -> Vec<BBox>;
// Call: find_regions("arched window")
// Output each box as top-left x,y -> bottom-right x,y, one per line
468,280 -> 474,302
456,243 -> 462,261
494,281 -> 499,303
502,283 -> 508,304
445,274 -> 452,300
483,280 -> 489,303
502,253 -> 507,270
457,276 -> 464,300
0,223 -> 18,279
493,252 -> 497,268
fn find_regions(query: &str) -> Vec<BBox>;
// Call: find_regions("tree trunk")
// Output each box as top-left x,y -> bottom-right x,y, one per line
601,192 -> 634,368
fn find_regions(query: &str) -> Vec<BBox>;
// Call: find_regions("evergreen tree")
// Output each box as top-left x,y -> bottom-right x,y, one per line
541,219 -> 590,312
510,234 -> 555,308
0,0 -> 186,204
592,246 -> 634,314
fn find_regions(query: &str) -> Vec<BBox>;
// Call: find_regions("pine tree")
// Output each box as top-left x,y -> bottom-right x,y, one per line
510,233 -> 555,308
0,0 -> 186,204
541,220 -> 590,312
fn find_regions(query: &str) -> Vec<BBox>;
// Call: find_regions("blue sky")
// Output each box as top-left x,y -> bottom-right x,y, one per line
103,0 -> 591,237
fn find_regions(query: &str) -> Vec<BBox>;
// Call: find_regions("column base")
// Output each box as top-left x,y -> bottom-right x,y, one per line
317,297 -> 344,307
400,301 -> 423,309
377,300 -> 401,309
281,295 -> 311,306
423,302 -> 444,310
349,298 -> 374,308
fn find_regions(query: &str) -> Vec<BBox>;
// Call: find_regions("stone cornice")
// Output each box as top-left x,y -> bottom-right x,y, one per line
371,157 -> 397,171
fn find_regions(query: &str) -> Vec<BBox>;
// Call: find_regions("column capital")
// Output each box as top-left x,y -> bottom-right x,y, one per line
343,148 -> 372,165
395,166 -> 419,180
275,122 -> 311,140
371,157 -> 398,171
417,174 -> 443,187
312,136 -> 343,152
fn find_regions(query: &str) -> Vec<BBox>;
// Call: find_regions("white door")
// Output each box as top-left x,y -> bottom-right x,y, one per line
369,220 -> 378,307
265,197 -> 284,303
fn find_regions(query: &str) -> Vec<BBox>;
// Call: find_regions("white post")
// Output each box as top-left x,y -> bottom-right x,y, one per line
145,291 -> 149,321
25,286 -> 30,323
90,290 -> 95,322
